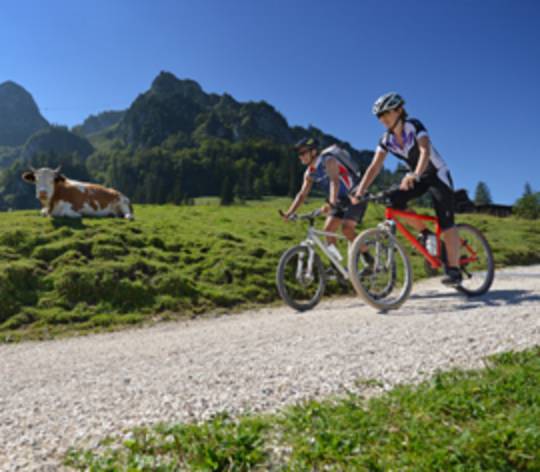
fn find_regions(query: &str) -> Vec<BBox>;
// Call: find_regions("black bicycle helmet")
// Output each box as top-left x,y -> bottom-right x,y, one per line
372,92 -> 405,116
294,137 -> 319,150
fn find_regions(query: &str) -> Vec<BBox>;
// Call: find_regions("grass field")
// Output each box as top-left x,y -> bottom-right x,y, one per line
64,347 -> 540,470
1,198 -> 539,342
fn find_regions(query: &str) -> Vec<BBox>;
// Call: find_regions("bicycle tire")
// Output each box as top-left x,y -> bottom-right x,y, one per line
276,245 -> 326,311
348,228 -> 413,311
454,223 -> 495,297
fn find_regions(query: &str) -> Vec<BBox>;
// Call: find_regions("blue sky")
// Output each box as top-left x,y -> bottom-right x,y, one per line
2,0 -> 539,203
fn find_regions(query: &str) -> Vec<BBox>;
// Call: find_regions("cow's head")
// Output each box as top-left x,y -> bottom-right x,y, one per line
22,166 -> 66,204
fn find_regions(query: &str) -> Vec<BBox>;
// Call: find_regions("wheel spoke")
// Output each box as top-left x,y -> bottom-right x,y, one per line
348,229 -> 412,310
455,224 -> 495,296
277,246 -> 325,311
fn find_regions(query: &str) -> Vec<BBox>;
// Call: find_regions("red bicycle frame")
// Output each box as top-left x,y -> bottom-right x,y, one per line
385,208 -> 478,269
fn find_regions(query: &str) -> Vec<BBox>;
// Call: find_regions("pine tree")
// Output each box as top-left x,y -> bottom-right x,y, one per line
514,193 -> 540,219
253,178 -> 265,199
220,177 -> 234,206
514,183 -> 540,219
474,181 -> 493,205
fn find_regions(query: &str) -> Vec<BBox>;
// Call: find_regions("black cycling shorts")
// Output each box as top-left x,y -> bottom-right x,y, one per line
330,197 -> 368,223
388,170 -> 455,230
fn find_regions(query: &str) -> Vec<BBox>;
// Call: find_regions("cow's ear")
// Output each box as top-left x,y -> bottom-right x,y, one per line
55,174 -> 66,183
22,172 -> 35,183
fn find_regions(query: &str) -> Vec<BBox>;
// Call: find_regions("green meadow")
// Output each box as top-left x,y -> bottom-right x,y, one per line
1,198 -> 539,342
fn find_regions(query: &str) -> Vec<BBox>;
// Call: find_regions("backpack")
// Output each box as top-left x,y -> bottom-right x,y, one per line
321,144 -> 362,183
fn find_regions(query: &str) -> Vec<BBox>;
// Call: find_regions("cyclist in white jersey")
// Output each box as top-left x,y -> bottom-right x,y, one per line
352,92 -> 462,285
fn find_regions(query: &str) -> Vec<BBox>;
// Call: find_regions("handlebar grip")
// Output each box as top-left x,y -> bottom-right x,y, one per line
279,209 -> 298,221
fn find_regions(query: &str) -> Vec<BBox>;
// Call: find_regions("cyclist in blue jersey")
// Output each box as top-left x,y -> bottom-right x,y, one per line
282,137 -> 367,248
352,92 -> 462,285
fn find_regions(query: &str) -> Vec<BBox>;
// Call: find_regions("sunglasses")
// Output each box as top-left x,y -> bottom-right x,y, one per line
376,111 -> 390,118
297,148 -> 312,157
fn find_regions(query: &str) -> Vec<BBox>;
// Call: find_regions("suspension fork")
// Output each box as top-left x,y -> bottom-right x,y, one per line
299,240 -> 316,280
375,220 -> 397,270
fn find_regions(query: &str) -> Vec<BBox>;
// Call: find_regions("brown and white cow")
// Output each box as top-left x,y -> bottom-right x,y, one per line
22,166 -> 134,219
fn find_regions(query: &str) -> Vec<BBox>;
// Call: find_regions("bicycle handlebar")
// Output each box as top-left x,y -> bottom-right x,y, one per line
354,185 -> 401,205
279,208 -> 322,222
279,184 -> 401,222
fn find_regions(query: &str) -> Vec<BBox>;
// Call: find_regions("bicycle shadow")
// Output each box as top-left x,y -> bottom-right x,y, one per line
405,288 -> 540,313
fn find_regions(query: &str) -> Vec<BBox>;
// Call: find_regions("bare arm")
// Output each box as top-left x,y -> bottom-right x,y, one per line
284,175 -> 313,218
414,136 -> 431,176
400,135 -> 431,190
354,148 -> 387,197
324,157 -> 340,207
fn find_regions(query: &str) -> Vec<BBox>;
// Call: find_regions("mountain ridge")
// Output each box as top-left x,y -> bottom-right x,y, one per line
0,81 -> 49,147
0,72 -> 384,210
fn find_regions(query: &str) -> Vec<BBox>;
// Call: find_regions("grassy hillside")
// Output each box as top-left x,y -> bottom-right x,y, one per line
1,199 -> 539,341
65,347 -> 540,470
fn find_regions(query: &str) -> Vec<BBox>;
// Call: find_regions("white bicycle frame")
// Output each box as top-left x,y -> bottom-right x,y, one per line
300,227 -> 350,280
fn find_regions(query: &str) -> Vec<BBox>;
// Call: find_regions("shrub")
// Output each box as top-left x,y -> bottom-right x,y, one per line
0,260 -> 42,323
513,193 -> 540,219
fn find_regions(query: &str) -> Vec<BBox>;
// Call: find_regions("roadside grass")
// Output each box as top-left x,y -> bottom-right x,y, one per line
1,198 -> 539,342
64,347 -> 540,471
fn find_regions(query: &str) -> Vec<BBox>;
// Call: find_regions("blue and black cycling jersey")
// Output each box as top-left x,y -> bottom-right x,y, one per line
305,151 -> 357,200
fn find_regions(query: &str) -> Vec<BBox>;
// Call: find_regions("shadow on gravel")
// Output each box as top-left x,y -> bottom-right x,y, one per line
332,289 -> 540,317
410,289 -> 540,310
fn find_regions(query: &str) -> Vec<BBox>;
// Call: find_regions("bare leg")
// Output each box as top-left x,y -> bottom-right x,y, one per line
342,219 -> 370,254
443,226 -> 460,267
324,216 -> 342,245
342,219 -> 357,242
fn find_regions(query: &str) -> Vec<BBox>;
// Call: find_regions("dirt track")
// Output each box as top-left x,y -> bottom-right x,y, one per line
1,265 -> 539,471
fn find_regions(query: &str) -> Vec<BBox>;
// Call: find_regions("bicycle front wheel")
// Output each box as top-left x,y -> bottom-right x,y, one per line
455,223 -> 495,296
276,245 -> 326,311
348,228 -> 413,311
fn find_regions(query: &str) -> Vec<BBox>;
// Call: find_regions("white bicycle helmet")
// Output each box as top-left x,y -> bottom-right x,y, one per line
372,92 -> 405,116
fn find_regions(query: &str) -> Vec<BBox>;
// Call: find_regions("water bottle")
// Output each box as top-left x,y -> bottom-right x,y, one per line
327,243 -> 343,262
426,234 -> 438,256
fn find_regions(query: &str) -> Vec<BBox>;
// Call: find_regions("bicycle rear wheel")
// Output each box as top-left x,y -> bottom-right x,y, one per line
348,228 -> 413,311
276,245 -> 326,311
455,223 -> 495,296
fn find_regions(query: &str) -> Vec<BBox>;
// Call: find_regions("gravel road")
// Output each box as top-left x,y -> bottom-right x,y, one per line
1,265 -> 539,471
